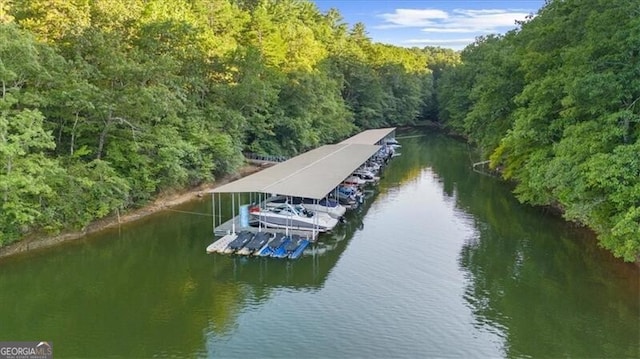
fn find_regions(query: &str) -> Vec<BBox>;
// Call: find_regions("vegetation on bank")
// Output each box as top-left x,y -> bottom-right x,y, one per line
0,0 -> 458,245
2,0 -> 637,263
437,0 -> 640,261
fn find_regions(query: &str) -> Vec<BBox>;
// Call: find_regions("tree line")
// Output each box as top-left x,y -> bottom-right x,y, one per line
6,0 -> 633,263
0,0 -> 458,245
437,0 -> 640,261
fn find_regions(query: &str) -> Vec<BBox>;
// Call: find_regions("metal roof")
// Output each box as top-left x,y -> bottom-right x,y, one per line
211,143 -> 380,199
339,127 -> 396,145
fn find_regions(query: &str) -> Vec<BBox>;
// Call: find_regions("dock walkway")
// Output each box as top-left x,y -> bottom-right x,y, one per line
206,233 -> 237,253
213,215 -> 318,241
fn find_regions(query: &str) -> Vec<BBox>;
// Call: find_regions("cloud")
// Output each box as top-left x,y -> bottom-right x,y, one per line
377,9 -> 448,28
446,9 -> 531,32
377,8 -> 532,34
374,6 -> 535,49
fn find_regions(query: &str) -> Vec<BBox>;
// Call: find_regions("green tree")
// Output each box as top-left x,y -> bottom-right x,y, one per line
0,0 -> 448,248
438,0 -> 640,261
10,0 -> 91,42
0,24 -> 64,243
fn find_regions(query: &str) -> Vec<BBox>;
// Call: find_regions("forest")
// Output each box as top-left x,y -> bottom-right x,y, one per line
437,0 -> 639,261
0,0 -> 457,246
1,0 -> 638,262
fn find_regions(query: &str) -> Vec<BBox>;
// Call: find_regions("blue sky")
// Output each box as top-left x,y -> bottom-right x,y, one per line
312,1 -> 546,50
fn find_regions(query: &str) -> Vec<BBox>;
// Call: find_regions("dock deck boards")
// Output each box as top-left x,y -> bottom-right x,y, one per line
206,233 -> 237,253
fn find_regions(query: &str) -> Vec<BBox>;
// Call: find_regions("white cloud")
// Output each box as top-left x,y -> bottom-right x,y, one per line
377,9 -> 449,28
377,8 -> 532,34
375,7 -> 534,49
447,9 -> 531,32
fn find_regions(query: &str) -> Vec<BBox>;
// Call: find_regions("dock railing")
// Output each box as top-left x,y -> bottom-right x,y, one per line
243,152 -> 288,165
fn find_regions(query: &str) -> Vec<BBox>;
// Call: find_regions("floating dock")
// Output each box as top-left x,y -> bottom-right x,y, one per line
206,233 -> 237,254
208,231 -> 312,258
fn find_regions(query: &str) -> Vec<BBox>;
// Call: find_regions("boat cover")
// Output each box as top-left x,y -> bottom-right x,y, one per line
245,232 -> 273,250
284,235 -> 303,252
268,233 -> 287,248
228,231 -> 254,249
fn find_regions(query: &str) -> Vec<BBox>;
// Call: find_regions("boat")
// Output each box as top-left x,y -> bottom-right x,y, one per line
264,195 -> 346,219
338,185 -> 364,202
271,235 -> 293,258
373,145 -> 395,163
237,232 -> 274,256
385,138 -> 401,148
330,185 -> 363,209
271,234 -> 310,259
352,168 -> 379,183
223,231 -> 254,254
249,203 -> 338,232
332,192 -> 358,209
361,162 -> 381,174
289,238 -> 310,259
343,176 -> 367,187
257,233 -> 288,257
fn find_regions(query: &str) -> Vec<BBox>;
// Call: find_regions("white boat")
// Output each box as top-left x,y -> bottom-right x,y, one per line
264,195 -> 346,219
352,168 -> 379,183
335,185 -> 364,207
343,176 -> 367,187
249,203 -> 338,232
385,138 -> 401,148
362,162 -> 381,174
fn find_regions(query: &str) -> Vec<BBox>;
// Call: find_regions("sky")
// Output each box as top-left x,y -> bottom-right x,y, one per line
312,0 -> 546,50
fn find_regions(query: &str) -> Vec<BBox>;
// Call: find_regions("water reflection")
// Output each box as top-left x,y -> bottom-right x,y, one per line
0,131 -> 637,358
0,180 -> 378,358
408,132 -> 640,358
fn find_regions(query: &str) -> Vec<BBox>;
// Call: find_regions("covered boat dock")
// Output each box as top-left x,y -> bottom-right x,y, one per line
209,128 -> 396,240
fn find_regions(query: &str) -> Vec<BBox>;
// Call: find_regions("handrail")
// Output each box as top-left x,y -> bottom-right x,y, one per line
243,152 -> 289,163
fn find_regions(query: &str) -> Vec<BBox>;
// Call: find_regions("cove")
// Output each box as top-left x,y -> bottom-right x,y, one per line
0,131 -> 637,358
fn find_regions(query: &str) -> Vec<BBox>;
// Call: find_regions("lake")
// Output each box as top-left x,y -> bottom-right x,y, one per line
1,130 -> 638,358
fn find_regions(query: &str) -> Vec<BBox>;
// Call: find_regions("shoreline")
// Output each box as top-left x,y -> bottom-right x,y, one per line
0,164 -> 264,260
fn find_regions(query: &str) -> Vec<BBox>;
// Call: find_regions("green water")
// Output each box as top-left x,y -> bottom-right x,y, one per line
1,132 -> 638,358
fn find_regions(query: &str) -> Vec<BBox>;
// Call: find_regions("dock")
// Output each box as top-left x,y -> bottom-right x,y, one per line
206,233 -> 237,253
206,127 -> 399,259
213,216 -> 318,242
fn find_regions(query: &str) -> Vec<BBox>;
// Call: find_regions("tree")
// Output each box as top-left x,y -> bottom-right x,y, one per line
438,0 -> 640,261
0,24 -> 64,242
0,0 -> 454,248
